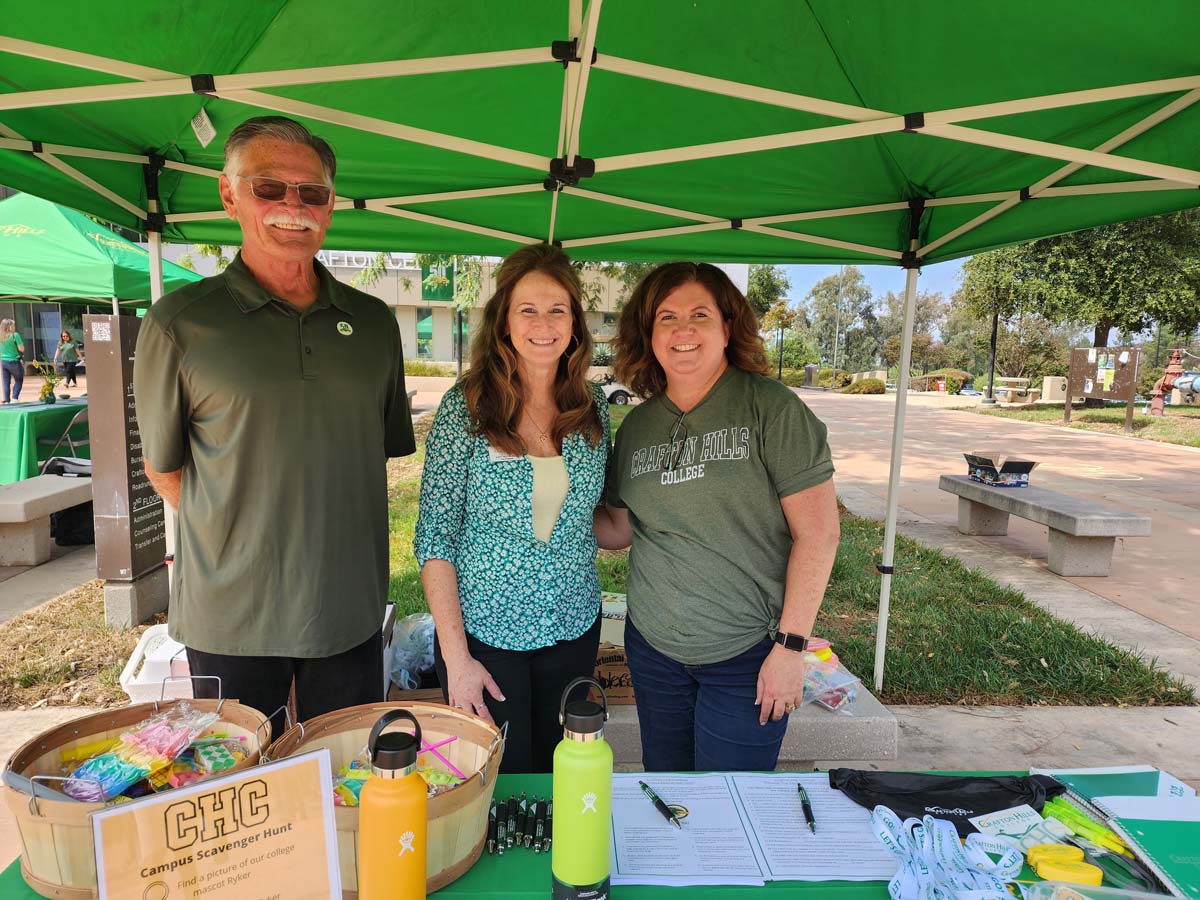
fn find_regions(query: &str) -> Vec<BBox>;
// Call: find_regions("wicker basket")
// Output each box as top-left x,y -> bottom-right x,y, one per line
2,698 -> 270,900
267,701 -> 503,898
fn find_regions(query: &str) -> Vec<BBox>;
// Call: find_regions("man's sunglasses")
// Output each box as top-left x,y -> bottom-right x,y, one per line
237,175 -> 333,206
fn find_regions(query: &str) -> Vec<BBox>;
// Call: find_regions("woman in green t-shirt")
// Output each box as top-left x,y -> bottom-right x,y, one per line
1,318 -> 26,403
53,330 -> 83,387
594,262 -> 840,772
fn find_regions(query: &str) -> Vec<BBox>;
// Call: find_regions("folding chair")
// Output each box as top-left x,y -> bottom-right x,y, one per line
38,406 -> 90,474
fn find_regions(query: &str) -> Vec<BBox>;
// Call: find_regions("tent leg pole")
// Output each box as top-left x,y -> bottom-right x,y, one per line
872,263 -> 920,693
145,216 -> 175,578
111,296 -> 119,315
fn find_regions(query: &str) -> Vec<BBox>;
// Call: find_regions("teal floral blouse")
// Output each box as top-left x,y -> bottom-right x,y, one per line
414,384 -> 610,651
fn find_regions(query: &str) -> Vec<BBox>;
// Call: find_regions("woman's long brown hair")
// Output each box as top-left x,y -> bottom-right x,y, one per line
460,243 -> 603,456
613,262 -> 769,398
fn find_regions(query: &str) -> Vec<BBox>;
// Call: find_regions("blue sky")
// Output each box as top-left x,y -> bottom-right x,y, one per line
781,258 -> 964,306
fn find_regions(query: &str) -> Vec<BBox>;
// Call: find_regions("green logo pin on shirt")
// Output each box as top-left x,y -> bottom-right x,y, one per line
337,321 -> 353,336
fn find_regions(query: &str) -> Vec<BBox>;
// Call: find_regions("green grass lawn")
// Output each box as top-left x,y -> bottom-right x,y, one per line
391,404 -> 1194,707
968,403 -> 1200,448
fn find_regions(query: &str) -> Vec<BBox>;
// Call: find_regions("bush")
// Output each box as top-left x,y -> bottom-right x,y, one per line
841,378 -> 885,395
778,368 -> 807,387
910,368 -> 972,393
818,368 -> 852,389
1138,359 -> 1166,397
404,360 -> 455,377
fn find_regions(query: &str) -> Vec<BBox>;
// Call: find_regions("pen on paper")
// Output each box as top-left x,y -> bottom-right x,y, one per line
640,779 -> 683,829
797,784 -> 816,834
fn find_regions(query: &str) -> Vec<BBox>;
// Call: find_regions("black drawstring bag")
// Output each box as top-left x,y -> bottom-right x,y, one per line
829,769 -> 1064,837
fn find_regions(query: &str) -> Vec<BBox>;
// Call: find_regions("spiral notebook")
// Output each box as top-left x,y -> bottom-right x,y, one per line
1030,766 -> 1200,899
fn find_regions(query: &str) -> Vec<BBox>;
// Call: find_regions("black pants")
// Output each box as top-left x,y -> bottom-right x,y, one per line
434,614 -> 601,774
63,361 -> 78,386
187,631 -> 383,744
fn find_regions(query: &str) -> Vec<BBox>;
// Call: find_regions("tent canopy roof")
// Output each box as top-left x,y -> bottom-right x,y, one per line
1,1 -> 1198,265
0,192 -> 201,303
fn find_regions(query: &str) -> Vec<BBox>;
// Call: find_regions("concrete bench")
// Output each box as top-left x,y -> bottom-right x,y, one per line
939,474 -> 1151,576
0,475 -> 93,566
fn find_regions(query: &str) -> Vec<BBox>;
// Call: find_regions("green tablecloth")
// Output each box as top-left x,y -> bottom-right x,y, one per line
0,772 -> 893,900
0,399 -> 89,485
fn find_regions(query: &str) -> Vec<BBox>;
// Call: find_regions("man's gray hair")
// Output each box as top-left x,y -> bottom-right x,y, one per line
223,116 -> 337,184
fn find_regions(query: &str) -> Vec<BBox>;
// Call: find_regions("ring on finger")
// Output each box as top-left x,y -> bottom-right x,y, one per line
784,702 -> 797,713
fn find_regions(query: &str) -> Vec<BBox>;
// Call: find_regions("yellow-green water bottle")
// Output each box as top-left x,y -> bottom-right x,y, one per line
551,677 -> 611,900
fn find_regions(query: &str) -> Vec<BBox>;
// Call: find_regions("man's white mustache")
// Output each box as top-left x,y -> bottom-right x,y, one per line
264,212 -> 320,231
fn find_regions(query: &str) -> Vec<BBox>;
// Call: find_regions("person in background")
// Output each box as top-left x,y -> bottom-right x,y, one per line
134,116 -> 415,738
1,318 -> 25,403
415,243 -> 609,774
594,262 -> 840,772
53,330 -> 83,388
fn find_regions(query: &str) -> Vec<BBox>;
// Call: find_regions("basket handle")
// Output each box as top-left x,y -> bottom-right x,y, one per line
558,676 -> 608,726
367,709 -> 421,762
253,705 -> 291,764
27,775 -> 101,816
156,675 -> 224,715
478,720 -> 507,788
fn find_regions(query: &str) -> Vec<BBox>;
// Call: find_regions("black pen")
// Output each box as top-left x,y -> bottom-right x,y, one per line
532,799 -> 545,851
506,793 -> 516,847
639,780 -> 682,829
497,801 -> 507,855
797,784 -> 816,834
515,792 -> 527,846
542,800 -> 553,852
487,800 -> 497,854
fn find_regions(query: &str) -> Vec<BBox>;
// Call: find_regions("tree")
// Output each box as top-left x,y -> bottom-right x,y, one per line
965,212 -> 1200,348
177,243 -> 232,273
804,266 -> 872,365
875,288 -> 947,346
746,264 -> 791,317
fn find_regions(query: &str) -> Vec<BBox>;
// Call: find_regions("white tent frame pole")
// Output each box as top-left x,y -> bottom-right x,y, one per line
33,149 -> 147,220
562,186 -> 723,223
0,48 -> 553,112
921,88 -> 1200,256
564,0 -> 603,167
548,0 -> 584,243
365,203 -> 537,245
562,221 -> 728,248
372,183 -> 544,206
743,223 -> 902,260
873,258 -> 920,692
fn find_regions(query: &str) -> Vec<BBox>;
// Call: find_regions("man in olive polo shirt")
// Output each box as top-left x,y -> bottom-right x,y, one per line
134,116 -> 415,735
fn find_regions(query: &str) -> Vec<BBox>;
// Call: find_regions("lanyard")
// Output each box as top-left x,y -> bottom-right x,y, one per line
872,806 -> 1025,900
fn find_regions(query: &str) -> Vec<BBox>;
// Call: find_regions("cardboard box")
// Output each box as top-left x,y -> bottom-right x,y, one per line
594,641 -> 635,704
964,450 -> 1039,487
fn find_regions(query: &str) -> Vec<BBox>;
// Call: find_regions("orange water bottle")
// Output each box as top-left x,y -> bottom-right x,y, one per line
358,709 -> 427,900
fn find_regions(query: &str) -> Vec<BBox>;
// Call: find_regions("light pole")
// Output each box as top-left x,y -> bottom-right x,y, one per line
830,266 -> 843,383
981,311 -> 999,406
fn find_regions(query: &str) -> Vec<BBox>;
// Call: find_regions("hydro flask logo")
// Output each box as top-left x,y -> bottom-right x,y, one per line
581,792 -> 598,814
398,831 -> 416,856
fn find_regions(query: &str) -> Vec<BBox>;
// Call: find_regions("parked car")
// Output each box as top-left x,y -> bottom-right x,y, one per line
603,381 -> 633,405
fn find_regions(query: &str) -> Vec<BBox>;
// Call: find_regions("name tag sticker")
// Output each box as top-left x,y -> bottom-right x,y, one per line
487,445 -> 523,464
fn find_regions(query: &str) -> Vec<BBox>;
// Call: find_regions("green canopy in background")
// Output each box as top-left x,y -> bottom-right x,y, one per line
1,1 -> 1197,687
0,192 -> 200,305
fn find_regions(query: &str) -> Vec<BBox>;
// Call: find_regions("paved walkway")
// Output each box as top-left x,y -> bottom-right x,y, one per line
800,391 -> 1199,643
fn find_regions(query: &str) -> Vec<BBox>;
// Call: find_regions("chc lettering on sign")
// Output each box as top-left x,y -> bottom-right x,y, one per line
93,751 -> 340,899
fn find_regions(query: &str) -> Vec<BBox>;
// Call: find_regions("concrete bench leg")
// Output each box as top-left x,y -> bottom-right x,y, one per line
1047,530 -> 1115,576
957,497 -> 1010,535
0,516 -> 53,566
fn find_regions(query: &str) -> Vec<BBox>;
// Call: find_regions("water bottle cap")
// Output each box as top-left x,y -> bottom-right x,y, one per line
368,709 -> 422,770
373,730 -> 419,770
563,698 -> 605,736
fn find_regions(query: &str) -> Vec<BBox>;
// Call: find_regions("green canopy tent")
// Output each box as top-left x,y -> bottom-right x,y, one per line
0,192 -> 200,311
1,1 -> 1197,688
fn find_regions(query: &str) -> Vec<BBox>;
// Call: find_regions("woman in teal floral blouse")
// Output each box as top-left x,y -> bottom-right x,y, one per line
415,243 -> 610,773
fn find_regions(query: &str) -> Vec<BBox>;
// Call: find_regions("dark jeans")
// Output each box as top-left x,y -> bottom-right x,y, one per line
63,361 -> 78,386
1,360 -> 23,402
624,617 -> 789,772
434,614 -> 601,774
186,631 -> 383,745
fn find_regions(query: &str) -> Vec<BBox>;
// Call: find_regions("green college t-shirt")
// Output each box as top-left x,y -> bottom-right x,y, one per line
606,366 -> 834,665
1,332 -> 22,361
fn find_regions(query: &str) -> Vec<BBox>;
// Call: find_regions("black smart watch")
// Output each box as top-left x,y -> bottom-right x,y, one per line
772,631 -> 809,652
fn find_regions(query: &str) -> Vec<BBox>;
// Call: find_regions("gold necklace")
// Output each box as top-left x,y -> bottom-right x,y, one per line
525,408 -> 556,448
